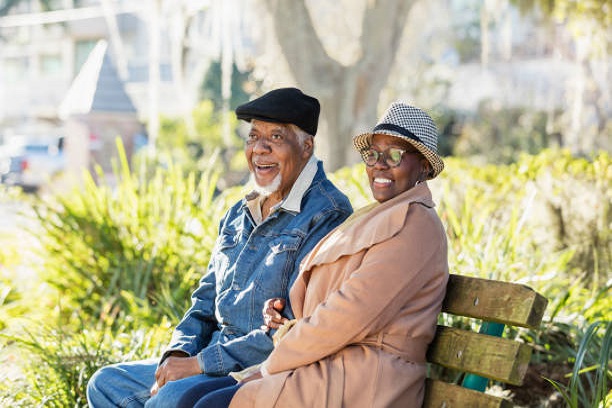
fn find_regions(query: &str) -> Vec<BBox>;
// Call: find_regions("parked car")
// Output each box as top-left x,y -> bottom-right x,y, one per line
0,136 -> 66,193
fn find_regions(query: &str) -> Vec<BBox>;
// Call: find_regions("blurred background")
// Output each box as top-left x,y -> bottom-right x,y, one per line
0,0 -> 609,192
0,1 -> 610,407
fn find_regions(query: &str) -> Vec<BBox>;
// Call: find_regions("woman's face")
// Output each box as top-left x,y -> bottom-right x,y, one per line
365,134 -> 430,203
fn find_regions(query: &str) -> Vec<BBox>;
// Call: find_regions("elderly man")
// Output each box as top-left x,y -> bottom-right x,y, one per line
87,88 -> 353,408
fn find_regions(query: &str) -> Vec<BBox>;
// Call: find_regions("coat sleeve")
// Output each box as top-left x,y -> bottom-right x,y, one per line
262,205 -> 447,375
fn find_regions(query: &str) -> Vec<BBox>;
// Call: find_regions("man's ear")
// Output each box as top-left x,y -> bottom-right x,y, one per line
303,136 -> 314,157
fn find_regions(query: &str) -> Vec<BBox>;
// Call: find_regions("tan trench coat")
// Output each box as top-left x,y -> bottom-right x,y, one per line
230,183 -> 449,408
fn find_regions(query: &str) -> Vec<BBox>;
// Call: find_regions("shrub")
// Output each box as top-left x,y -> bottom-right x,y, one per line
544,320 -> 611,408
0,318 -> 171,407
1,148 -> 609,407
157,100 -> 247,183
30,140 -> 242,327
452,102 -> 553,164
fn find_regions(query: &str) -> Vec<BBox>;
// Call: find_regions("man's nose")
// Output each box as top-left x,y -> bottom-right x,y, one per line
252,137 -> 272,153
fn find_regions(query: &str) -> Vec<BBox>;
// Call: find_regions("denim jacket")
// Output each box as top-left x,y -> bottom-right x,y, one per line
164,160 -> 352,376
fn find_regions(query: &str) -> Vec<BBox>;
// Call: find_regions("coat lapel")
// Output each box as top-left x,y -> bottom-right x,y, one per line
301,183 -> 435,271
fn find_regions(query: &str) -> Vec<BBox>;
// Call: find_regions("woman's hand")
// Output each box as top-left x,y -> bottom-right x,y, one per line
261,298 -> 288,331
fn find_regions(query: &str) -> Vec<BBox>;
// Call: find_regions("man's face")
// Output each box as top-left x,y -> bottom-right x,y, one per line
245,120 -> 313,198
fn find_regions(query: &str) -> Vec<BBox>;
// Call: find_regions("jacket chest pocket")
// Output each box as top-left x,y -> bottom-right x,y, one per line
253,235 -> 302,297
213,230 -> 242,292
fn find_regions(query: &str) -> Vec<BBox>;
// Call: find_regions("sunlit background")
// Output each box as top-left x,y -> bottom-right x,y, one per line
0,1 -> 610,407
1,0 -> 609,190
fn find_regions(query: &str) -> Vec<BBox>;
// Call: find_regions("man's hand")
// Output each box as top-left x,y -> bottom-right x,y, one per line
150,355 -> 201,395
261,298 -> 288,332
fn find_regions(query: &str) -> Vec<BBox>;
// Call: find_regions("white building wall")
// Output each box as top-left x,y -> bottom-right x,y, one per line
0,0 -> 180,133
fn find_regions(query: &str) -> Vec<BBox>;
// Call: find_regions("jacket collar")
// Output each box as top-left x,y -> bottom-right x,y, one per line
244,155 -> 320,219
281,155 -> 318,213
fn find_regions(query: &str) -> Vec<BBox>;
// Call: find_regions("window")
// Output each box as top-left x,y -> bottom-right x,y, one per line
4,57 -> 29,82
40,54 -> 63,77
74,39 -> 98,74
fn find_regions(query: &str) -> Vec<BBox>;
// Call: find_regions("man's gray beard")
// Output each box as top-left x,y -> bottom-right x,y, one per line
250,173 -> 282,197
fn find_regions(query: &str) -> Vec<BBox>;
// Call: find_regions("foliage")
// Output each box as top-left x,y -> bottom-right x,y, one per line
452,102 -> 554,164
0,148 -> 609,406
511,0 -> 611,56
0,317 -> 170,407
544,320 -> 611,408
200,61 -> 253,112
0,141 -> 244,407
0,229 -> 20,278
441,149 -> 610,283
156,100 -> 246,179
0,186 -> 37,332
29,140 -> 237,328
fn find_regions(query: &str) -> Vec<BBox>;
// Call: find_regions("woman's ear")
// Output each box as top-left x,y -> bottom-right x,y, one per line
420,160 -> 432,180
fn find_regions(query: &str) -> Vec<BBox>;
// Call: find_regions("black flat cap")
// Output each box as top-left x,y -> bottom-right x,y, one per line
235,87 -> 320,136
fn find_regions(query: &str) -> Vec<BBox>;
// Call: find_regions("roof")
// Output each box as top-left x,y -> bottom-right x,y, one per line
59,39 -> 137,118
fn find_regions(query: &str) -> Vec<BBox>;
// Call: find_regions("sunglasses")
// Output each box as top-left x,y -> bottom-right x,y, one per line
360,147 -> 419,168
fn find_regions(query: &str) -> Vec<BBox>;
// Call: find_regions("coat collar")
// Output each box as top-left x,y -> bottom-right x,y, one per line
300,182 -> 435,271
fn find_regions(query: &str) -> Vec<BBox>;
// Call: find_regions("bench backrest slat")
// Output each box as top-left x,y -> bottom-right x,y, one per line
427,326 -> 533,385
442,274 -> 548,329
424,274 -> 548,408
424,379 -> 514,408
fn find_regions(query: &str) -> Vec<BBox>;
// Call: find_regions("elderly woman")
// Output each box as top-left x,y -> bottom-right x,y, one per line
181,102 -> 449,408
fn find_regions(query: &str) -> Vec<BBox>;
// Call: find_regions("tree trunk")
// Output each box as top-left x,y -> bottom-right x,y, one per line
263,0 -> 416,170
480,0 -> 490,68
147,0 -> 161,152
168,3 -> 198,138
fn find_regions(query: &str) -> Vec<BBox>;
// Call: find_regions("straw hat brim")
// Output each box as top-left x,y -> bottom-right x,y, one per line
352,130 -> 444,179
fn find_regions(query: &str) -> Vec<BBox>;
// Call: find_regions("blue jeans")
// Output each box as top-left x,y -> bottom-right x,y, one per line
87,358 -> 232,408
176,376 -> 240,408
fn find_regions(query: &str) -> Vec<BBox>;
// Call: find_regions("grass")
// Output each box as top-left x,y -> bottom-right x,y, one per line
544,321 -> 611,408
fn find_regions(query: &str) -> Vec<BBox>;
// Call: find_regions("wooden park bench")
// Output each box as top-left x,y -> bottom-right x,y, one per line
423,274 -> 549,408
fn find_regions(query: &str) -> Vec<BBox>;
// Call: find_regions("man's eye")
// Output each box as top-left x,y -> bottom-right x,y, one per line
271,134 -> 283,140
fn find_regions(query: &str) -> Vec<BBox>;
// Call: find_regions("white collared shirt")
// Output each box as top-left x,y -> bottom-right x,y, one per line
246,155 -> 319,225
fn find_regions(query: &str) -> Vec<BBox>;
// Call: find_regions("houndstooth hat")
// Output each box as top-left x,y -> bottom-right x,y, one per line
353,102 -> 444,179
